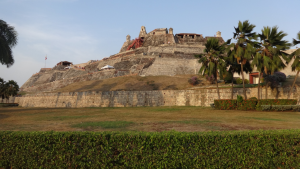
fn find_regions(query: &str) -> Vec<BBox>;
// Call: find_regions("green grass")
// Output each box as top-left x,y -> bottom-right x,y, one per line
71,121 -> 134,129
150,108 -> 185,112
245,117 -> 284,121
165,120 -> 220,124
36,115 -> 94,121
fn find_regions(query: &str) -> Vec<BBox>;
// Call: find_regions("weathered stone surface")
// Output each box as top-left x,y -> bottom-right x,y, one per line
12,87 -> 300,108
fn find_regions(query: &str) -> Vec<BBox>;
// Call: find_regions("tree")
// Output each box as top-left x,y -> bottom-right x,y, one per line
195,38 -> 226,99
258,26 -> 291,99
287,31 -> 300,99
0,79 -> 19,103
251,52 -> 265,100
0,19 -> 18,68
0,77 -> 5,102
225,50 -> 253,99
227,20 -> 258,99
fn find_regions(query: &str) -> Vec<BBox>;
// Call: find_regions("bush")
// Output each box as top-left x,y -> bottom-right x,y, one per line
263,72 -> 286,88
261,105 -> 300,111
236,78 -> 242,84
244,79 -> 249,84
237,95 -> 243,103
256,99 -> 297,110
237,99 -> 258,110
188,76 -> 198,85
214,99 -> 237,110
249,97 -> 258,100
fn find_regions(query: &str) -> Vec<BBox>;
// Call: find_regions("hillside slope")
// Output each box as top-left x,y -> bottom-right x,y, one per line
51,74 -> 209,93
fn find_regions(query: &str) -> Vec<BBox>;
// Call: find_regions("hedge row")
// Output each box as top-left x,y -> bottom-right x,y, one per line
214,99 -> 297,111
256,99 -> 297,110
0,103 -> 19,107
1,130 -> 300,168
261,105 -> 300,111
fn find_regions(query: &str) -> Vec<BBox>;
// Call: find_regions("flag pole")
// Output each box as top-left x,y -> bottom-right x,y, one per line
45,55 -> 47,68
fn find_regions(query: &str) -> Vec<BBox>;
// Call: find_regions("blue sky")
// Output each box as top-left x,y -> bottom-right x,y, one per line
1,0 -> 300,86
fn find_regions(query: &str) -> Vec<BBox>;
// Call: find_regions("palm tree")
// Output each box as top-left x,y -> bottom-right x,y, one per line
2,80 -> 19,103
258,26 -> 291,99
227,20 -> 258,99
287,31 -> 300,99
0,77 -> 5,102
225,51 -> 253,99
195,38 -> 226,99
0,19 -> 18,68
251,52 -> 265,100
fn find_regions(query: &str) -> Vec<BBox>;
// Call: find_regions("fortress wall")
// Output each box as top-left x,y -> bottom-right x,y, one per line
141,58 -> 201,76
14,87 -> 300,108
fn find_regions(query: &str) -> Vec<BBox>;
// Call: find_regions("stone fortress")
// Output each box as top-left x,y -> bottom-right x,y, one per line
20,26 -> 225,93
14,26 -> 299,108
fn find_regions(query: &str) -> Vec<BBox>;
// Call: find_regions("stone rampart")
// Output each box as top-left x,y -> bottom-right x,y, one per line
14,87 -> 300,108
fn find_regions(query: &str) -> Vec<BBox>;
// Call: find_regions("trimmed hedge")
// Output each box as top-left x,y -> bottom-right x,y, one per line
214,99 -> 297,111
1,130 -> 300,168
0,103 -> 19,107
214,99 -> 237,110
261,105 -> 300,111
256,99 -> 297,110
237,99 -> 257,111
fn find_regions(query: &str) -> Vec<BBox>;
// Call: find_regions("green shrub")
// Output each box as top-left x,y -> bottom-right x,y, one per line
249,97 -> 258,100
214,99 -> 237,110
261,105 -> 271,111
236,78 -> 242,84
244,79 -> 249,84
256,99 -> 297,110
261,105 -> 300,111
237,95 -> 243,103
238,99 -> 258,111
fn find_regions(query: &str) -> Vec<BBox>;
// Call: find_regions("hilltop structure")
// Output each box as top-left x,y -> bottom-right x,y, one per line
20,26 -> 224,92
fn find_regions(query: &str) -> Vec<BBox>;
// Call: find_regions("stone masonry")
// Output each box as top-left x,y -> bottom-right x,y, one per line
13,87 -> 300,108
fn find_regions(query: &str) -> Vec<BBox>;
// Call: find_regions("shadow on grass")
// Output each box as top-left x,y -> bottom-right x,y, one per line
71,121 -> 134,129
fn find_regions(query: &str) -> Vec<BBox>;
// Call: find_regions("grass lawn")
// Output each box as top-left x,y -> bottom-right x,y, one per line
1,106 -> 300,132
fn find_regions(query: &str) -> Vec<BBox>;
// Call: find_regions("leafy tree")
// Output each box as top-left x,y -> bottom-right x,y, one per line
257,26 -> 291,99
0,79 -> 19,103
227,20 -> 258,99
0,19 -> 18,68
195,38 -> 226,99
287,31 -> 300,99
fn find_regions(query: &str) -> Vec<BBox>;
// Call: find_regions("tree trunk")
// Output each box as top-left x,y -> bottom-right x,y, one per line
240,63 -> 247,99
265,83 -> 268,99
257,73 -> 261,100
215,64 -> 221,100
231,71 -> 234,99
287,70 -> 299,99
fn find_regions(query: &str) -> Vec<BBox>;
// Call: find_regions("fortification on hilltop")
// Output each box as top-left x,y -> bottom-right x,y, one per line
20,26 -> 224,92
